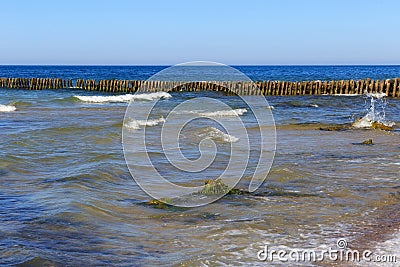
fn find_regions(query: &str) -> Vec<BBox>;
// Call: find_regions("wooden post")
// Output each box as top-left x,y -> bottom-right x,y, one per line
397,78 -> 400,97
368,79 -> 374,93
349,80 -> 354,94
317,81 -> 322,95
393,78 -> 398,97
385,79 -> 391,96
379,80 -> 385,93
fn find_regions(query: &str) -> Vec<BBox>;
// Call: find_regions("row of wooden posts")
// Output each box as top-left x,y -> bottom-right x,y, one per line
0,77 -> 400,97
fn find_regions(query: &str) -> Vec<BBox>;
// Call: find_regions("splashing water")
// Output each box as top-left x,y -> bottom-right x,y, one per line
352,91 -> 395,128
0,104 -> 16,112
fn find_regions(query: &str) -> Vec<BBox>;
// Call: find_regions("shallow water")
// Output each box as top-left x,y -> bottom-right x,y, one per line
1,86 -> 399,265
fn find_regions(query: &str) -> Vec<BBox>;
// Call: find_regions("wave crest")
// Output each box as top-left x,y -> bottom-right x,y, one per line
365,92 -> 386,99
74,92 -> 171,103
0,104 -> 16,112
124,117 -> 166,130
199,127 -> 239,143
196,108 -> 247,117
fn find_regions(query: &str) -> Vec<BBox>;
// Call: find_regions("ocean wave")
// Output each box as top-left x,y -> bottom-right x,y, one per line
195,108 -> 247,117
329,94 -> 360,96
352,91 -> 395,129
131,92 -> 172,101
199,127 -> 239,143
74,92 -> 171,103
11,101 -> 32,107
0,104 -> 16,112
124,117 -> 165,130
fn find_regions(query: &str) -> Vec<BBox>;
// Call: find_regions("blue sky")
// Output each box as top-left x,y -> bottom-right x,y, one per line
1,0 -> 399,65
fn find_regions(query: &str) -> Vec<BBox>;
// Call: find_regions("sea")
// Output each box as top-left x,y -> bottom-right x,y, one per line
0,65 -> 399,266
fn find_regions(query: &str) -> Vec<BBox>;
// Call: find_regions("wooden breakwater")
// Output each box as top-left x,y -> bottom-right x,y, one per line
0,77 -> 400,97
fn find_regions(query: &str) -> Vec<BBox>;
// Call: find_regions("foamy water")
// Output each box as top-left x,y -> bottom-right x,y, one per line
331,93 -> 360,96
0,104 -> 16,112
198,126 -> 239,143
357,231 -> 400,267
195,108 -> 248,117
352,92 -> 395,129
74,92 -> 171,103
365,92 -> 387,98
124,117 -> 166,130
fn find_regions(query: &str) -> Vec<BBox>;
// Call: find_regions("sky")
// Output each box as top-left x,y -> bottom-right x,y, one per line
1,0 -> 399,65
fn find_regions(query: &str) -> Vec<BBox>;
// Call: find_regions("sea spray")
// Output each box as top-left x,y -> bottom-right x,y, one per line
352,91 -> 395,129
0,104 -> 16,112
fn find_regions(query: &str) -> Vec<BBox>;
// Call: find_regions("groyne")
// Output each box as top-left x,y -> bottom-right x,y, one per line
0,77 -> 399,97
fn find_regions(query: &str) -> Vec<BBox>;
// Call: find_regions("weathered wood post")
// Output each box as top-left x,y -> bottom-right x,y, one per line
393,78 -> 399,97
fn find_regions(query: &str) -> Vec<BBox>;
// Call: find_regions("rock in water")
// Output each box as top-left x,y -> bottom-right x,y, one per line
371,122 -> 393,131
362,139 -> 373,145
147,198 -> 173,209
198,179 -> 246,195
199,179 -> 230,195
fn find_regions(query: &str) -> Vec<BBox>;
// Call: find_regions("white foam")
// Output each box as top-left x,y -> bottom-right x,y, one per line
0,104 -> 16,112
353,118 -> 395,128
124,117 -> 165,130
196,108 -> 247,117
352,116 -> 374,128
358,230 -> 400,267
199,127 -> 239,143
74,92 -> 171,103
131,92 -> 172,101
331,94 -> 360,96
352,91 -> 395,128
366,92 -> 387,99
352,115 -> 395,129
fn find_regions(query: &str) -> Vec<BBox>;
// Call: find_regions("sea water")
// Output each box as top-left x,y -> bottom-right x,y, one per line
0,66 -> 399,265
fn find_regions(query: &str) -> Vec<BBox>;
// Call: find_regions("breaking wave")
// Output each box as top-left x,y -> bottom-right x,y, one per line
330,94 -> 360,96
198,127 -> 239,143
352,91 -> 395,129
124,117 -> 166,130
74,92 -> 171,103
195,108 -> 247,117
0,104 -> 16,112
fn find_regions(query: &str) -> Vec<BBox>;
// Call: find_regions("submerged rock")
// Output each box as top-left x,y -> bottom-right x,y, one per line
362,139 -> 373,145
198,179 -> 246,195
147,198 -> 173,209
371,121 -> 393,131
227,188 -> 245,195
352,139 -> 374,146
199,179 -> 230,195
